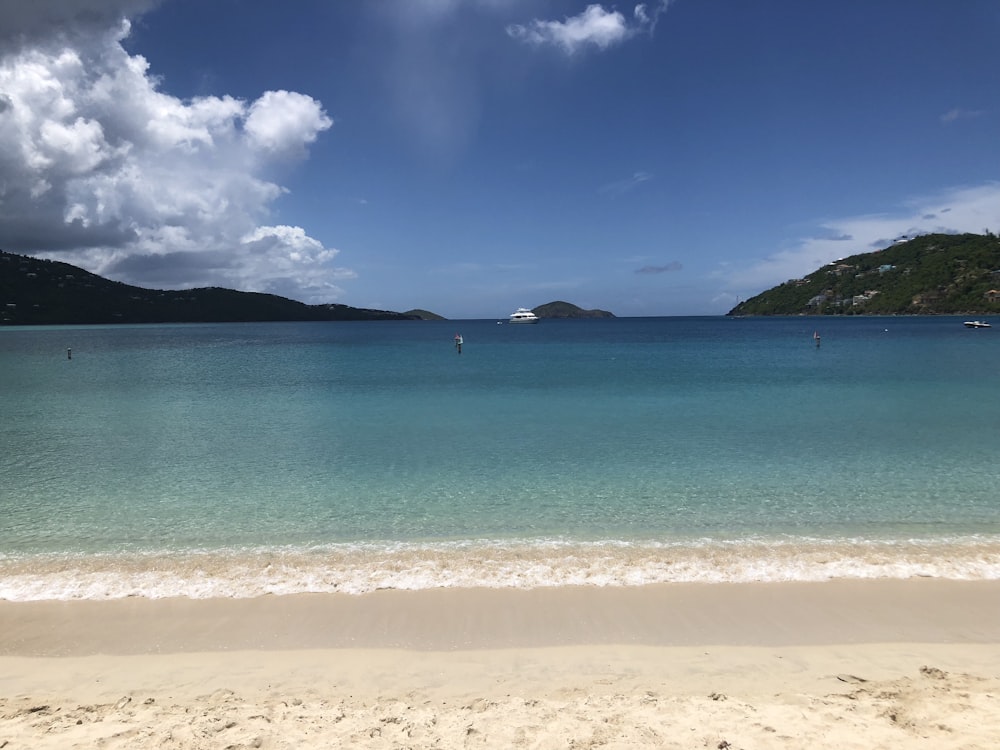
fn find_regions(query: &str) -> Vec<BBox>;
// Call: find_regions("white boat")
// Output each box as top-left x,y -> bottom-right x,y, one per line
509,307 -> 540,324
964,320 -> 991,328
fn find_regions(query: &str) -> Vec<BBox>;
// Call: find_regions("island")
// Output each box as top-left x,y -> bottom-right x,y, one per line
1,249 -> 624,325
532,301 -> 615,319
403,309 -> 446,321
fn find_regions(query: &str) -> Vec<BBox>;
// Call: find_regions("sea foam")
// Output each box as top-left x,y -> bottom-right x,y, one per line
2,536 -> 1000,601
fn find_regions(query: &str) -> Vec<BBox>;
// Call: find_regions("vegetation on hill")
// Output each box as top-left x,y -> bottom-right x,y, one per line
533,301 -> 615,319
403,309 -> 446,320
728,233 -> 1000,316
0,250 -> 418,324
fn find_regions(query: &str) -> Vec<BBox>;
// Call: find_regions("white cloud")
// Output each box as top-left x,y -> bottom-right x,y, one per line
234,225 -> 357,301
244,90 -> 332,157
719,183 -> 1000,295
507,1 -> 672,54
0,12 -> 346,304
940,107 -> 983,124
599,171 -> 652,196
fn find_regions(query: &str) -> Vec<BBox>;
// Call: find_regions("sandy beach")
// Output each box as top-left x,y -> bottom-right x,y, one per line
2,580 -> 1000,748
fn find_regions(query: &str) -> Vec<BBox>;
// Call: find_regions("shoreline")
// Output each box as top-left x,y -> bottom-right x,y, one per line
5,535 -> 1000,600
3,580 -> 1000,748
4,579 -> 1000,655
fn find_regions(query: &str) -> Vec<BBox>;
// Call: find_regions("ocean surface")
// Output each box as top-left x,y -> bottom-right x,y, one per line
2,315 -> 1000,601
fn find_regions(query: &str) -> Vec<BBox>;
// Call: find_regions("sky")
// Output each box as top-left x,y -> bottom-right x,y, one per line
0,0 -> 998,318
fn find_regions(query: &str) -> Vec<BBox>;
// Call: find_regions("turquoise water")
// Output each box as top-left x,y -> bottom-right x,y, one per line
2,316 -> 1000,599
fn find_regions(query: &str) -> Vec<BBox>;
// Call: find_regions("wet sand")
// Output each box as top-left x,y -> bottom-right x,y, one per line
2,580 -> 1000,748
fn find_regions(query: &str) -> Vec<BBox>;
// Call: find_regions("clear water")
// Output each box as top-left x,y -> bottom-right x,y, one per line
2,316 -> 999,599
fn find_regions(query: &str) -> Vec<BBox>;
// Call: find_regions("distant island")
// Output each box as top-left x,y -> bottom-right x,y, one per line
531,301 -> 615,319
729,232 -> 1000,316
403,309 -> 446,321
0,250 -> 617,325
0,250 -> 418,325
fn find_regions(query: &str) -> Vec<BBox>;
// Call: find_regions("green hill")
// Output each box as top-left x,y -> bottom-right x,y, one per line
533,301 -> 615,319
728,233 -> 1000,316
0,250 -> 418,324
403,309 -> 446,320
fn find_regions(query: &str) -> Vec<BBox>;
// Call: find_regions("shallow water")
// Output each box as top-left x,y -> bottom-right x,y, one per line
3,316 -> 999,599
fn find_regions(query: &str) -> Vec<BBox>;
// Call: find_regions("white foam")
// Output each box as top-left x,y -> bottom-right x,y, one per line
2,536 -> 1000,601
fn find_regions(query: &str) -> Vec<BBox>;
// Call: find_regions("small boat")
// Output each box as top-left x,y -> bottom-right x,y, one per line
964,320 -> 991,328
509,307 -> 540,324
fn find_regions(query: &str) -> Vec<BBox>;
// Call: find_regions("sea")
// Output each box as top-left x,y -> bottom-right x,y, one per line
2,315 -> 1000,601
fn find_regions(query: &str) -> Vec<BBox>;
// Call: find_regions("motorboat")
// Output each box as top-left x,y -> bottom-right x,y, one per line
964,320 -> 991,328
509,307 -> 540,324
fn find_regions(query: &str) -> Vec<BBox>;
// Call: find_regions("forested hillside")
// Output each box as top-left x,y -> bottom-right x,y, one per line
729,233 -> 1000,316
0,251 -> 417,324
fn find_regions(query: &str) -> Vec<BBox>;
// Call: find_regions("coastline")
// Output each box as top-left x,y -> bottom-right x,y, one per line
4,579 -> 1000,655
3,580 -> 1000,748
5,535 -> 1000,600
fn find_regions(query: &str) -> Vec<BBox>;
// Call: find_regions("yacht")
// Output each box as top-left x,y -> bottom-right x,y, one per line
964,320 -> 991,328
509,307 -> 540,324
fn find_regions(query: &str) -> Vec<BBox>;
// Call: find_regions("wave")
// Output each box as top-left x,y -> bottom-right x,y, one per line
3,535 -> 1000,601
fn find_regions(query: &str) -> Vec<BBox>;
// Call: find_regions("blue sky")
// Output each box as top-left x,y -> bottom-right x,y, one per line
1,0 -> 998,317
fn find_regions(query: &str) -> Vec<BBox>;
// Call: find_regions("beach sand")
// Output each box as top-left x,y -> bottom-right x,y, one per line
2,580 -> 1000,748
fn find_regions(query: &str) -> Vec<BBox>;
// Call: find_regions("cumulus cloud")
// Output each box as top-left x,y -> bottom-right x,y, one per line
0,10 -> 345,303
719,183 -> 1000,295
244,90 -> 332,157
234,225 -> 356,300
507,1 -> 672,54
0,0 -> 160,52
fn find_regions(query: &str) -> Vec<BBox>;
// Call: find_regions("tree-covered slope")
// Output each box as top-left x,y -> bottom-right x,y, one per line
0,250 -> 417,324
403,309 -> 446,320
533,300 -> 615,318
728,233 -> 1000,316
